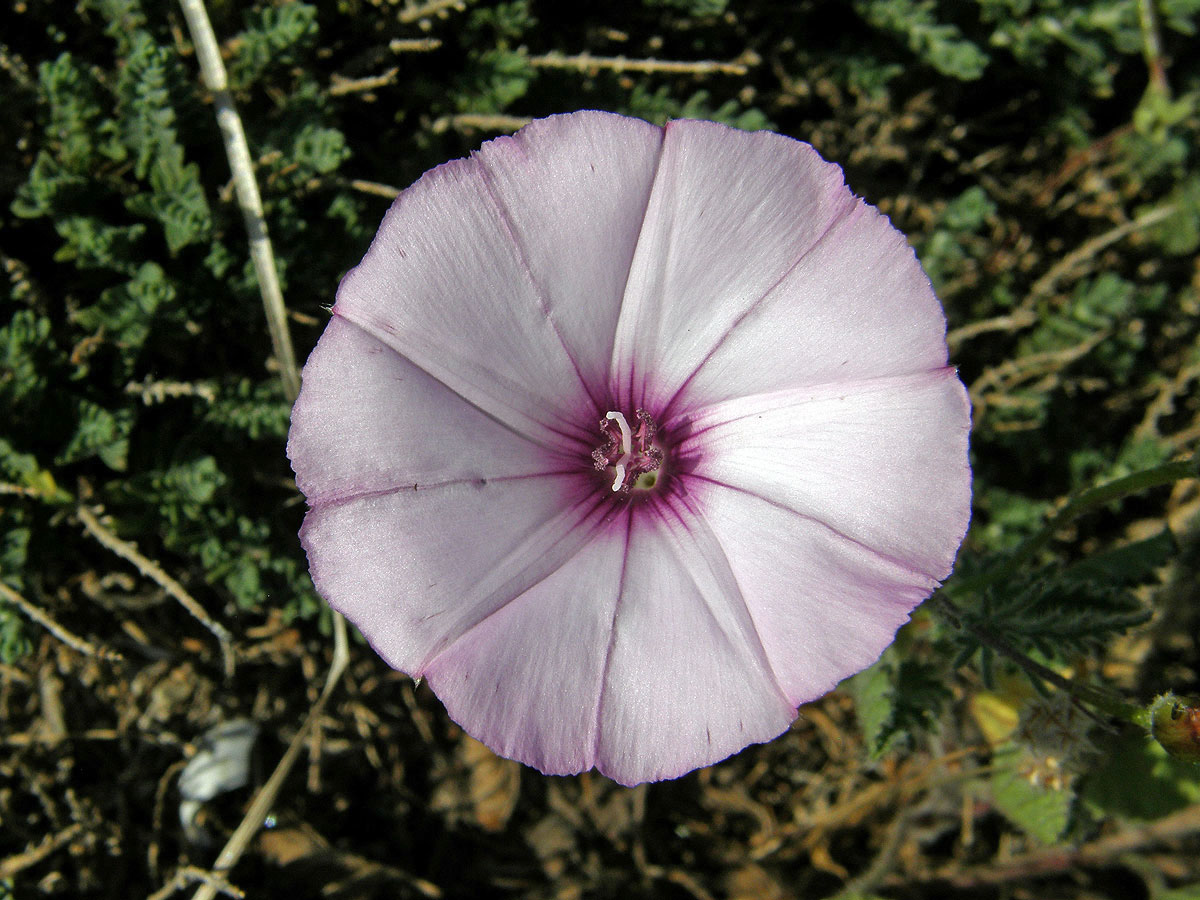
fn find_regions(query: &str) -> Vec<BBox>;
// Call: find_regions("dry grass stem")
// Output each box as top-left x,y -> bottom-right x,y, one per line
0,580 -> 122,661
186,633 -> 349,900
947,310 -> 1038,351
147,866 -> 245,900
76,504 -> 233,675
177,0 -> 302,401
0,823 -> 84,879
339,176 -> 402,199
528,50 -> 757,76
389,37 -> 443,52
430,113 -> 533,134
329,67 -> 400,95
1023,203 -> 1176,310
397,0 -> 468,25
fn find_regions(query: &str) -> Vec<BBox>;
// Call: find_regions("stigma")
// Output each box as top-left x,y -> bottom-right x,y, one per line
592,409 -> 665,493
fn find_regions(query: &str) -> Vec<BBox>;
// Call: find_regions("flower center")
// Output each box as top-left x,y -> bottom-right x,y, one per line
591,409 -> 665,493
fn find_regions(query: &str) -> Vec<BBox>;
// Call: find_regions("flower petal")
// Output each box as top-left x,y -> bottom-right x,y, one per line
671,201 -> 950,411
594,501 -> 796,785
422,531 -> 628,777
473,111 -> 664,400
693,486 -> 938,704
611,119 -> 857,410
300,473 -> 608,677
287,315 -> 569,505
683,369 -> 971,581
334,151 -> 593,446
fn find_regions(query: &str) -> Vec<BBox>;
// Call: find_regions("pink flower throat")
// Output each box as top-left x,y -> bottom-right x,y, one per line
591,409 -> 665,493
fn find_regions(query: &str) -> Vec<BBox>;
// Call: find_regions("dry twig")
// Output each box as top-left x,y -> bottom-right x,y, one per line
397,0 -> 468,24
0,823 -> 84,879
528,49 -> 757,76
0,580 -> 122,661
76,504 -> 233,675
177,0 -> 301,400
147,866 -> 244,900
430,113 -> 533,134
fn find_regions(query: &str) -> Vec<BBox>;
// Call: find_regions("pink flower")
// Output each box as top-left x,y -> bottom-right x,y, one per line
287,111 -> 971,786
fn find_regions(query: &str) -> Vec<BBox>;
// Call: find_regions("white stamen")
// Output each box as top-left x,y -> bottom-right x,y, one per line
605,411 -> 632,492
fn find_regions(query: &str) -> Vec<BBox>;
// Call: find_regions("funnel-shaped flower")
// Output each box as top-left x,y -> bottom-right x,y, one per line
288,111 -> 971,786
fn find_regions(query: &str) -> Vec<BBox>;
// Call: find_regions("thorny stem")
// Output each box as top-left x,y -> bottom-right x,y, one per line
176,1 -> 350,897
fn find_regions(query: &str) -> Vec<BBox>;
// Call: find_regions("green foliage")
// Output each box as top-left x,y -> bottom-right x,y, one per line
4,0 -> 353,647
73,262 -> 176,362
918,185 -> 997,291
851,647 -> 953,757
56,400 -> 134,471
0,598 -> 32,666
854,0 -> 989,80
228,3 -> 320,89
951,532 -> 1171,680
643,0 -> 728,14
978,0 -> 1173,95
1084,729 -> 1200,821
991,747 -> 1074,842
1144,175 -> 1200,256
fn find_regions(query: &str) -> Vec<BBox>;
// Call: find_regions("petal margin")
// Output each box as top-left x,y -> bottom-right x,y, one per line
474,111 -> 664,400
334,152 -> 592,447
422,528 -> 628,777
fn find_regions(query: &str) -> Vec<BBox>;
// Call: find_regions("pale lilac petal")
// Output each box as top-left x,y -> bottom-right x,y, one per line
611,119 -> 857,410
287,316 -> 568,504
594,503 -> 795,786
474,112 -> 663,397
300,474 -> 607,676
693,487 -> 938,704
334,152 -> 596,447
673,201 -> 950,411
422,533 -> 627,777
683,369 -> 971,580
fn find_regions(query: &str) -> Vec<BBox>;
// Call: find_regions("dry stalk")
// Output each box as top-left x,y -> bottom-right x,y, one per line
430,112 -> 533,134
0,580 -> 122,661
329,67 -> 400,96
147,865 -> 245,900
397,0 -> 468,24
1020,203 -> 1176,314
528,49 -> 756,76
76,504 -> 233,676
177,0 -> 301,400
0,822 -> 84,879
388,37 -> 443,53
